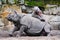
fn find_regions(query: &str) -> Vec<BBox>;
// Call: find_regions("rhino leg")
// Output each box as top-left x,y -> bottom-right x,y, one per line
9,25 -> 20,37
14,25 -> 28,37
13,31 -> 27,37
44,23 -> 52,35
48,30 -> 60,36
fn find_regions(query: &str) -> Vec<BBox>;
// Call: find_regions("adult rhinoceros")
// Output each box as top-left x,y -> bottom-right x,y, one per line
6,10 -> 52,36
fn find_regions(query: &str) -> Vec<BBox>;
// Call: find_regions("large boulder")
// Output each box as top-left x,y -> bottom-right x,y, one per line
49,16 -> 60,30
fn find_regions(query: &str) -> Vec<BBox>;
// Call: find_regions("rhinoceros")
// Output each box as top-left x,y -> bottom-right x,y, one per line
6,10 -> 52,36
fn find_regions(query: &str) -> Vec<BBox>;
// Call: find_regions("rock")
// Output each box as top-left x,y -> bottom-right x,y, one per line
48,30 -> 60,36
0,18 -> 4,27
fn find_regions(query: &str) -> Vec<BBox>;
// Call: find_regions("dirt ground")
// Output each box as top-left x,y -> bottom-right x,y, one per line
0,37 -> 60,40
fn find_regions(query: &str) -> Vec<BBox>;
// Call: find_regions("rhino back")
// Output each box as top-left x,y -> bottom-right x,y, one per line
20,16 -> 45,34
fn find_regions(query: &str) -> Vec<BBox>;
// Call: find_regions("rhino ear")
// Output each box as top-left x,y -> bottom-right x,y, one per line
14,10 -> 17,15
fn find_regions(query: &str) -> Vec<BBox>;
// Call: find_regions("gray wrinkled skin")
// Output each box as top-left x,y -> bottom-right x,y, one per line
6,10 -> 26,35
20,15 -> 45,34
6,10 -> 52,36
44,23 -> 53,34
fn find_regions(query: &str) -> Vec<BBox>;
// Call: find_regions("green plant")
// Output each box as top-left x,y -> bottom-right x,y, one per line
25,0 -> 44,7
